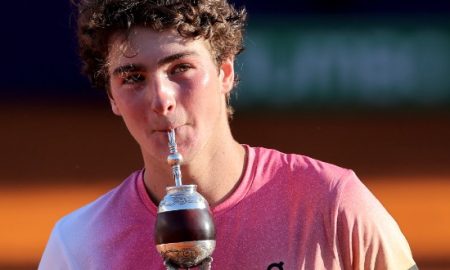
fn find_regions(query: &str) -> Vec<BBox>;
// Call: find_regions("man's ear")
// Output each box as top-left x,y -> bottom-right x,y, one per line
108,93 -> 122,116
219,57 -> 235,95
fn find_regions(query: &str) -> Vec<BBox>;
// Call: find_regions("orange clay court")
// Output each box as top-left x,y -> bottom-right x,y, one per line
1,104 -> 449,269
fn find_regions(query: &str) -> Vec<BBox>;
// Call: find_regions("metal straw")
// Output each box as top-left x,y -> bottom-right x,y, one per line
167,129 -> 183,186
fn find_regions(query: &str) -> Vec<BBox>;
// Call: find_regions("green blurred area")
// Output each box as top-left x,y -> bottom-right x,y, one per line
233,16 -> 450,110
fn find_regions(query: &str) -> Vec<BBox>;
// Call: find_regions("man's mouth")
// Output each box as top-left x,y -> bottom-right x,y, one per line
153,125 -> 183,133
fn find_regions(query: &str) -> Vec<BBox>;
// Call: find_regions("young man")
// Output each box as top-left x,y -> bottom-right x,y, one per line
40,0 -> 418,269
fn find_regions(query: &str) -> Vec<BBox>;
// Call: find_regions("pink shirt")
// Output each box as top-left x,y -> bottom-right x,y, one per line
39,146 -> 417,269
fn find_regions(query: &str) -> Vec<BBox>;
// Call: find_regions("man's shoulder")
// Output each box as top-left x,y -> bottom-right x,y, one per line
247,145 -> 358,201
39,170 -> 150,267
250,145 -> 350,179
54,171 -> 141,235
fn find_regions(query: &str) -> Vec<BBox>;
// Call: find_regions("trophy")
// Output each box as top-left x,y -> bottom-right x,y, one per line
155,129 -> 216,269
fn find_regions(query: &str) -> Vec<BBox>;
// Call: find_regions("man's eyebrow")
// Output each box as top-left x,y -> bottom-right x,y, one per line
157,51 -> 197,66
112,64 -> 146,76
111,51 -> 197,76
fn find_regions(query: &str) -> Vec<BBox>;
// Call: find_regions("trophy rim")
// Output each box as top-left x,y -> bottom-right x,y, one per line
166,184 -> 198,192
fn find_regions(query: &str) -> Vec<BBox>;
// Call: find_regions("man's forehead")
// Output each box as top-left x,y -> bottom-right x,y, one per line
107,27 -> 207,62
109,28 -> 185,53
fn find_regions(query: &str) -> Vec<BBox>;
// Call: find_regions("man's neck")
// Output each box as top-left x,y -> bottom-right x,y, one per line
142,132 -> 246,207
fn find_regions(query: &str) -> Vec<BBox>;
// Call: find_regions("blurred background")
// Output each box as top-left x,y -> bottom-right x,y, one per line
1,0 -> 450,269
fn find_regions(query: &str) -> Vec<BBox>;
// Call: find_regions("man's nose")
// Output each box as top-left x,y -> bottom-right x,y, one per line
149,78 -> 176,115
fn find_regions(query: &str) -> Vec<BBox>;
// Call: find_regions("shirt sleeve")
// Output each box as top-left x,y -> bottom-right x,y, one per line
38,221 -> 72,270
335,170 -> 418,270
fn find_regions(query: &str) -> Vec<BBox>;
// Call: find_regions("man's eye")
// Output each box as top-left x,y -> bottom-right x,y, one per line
122,74 -> 145,84
171,63 -> 192,75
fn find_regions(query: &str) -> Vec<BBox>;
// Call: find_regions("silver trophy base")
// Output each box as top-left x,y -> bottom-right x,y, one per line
157,240 -> 215,268
164,256 -> 213,270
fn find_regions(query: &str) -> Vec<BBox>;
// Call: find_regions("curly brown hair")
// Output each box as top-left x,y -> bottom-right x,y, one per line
73,0 -> 246,96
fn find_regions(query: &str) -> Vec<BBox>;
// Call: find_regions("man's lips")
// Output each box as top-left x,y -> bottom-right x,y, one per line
152,125 -> 184,133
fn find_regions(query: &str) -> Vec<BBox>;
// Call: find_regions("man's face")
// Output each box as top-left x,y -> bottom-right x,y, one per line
107,27 -> 234,164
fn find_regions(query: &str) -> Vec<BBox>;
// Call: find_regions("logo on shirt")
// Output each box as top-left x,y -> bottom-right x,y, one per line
267,261 -> 284,270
